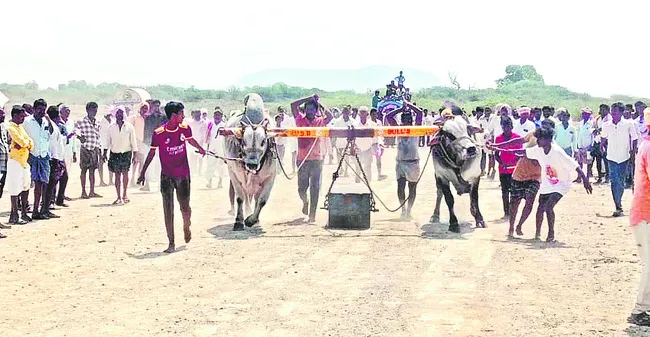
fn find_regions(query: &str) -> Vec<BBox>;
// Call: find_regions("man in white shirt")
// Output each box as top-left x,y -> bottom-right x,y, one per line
186,110 -> 208,177
575,107 -> 595,182
353,107 -> 376,182
279,106 -> 298,174
601,102 -> 639,216
204,110 -> 226,189
329,106 -> 355,177
593,104 -> 612,183
58,105 -> 76,203
513,107 -> 537,137
99,111 -> 114,186
44,106 -> 67,215
102,107 -> 138,204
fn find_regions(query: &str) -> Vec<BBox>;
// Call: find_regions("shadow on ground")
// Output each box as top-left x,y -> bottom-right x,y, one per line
420,220 -> 475,240
493,237 -> 573,250
207,223 -> 266,240
125,246 -> 187,259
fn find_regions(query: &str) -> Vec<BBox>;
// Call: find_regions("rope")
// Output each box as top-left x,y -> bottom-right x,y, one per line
274,135 -> 320,180
200,150 -> 242,162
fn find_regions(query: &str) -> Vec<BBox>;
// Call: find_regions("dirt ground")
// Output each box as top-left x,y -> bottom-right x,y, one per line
0,146 -> 647,337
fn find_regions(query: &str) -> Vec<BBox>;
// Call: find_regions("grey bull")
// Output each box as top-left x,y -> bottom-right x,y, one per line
430,115 -> 485,233
223,94 -> 277,231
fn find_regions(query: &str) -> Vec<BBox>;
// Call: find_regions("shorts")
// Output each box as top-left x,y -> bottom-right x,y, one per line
7,158 -> 31,196
28,154 -> 50,184
49,159 -> 66,182
372,143 -> 384,158
510,179 -> 540,200
80,147 -> 101,170
575,147 -> 594,165
396,159 -> 420,182
108,151 -> 133,173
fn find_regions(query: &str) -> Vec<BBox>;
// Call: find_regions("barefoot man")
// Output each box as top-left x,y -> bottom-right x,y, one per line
6,105 -> 33,226
138,102 -> 206,253
75,102 -> 103,199
103,107 -> 138,204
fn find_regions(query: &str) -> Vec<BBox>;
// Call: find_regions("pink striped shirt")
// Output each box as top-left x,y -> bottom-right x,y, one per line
631,134 -> 650,226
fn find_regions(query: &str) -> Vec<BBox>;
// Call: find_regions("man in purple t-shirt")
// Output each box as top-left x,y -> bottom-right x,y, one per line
138,101 -> 206,253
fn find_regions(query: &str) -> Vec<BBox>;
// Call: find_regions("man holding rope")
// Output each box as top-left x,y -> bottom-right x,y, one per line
291,94 -> 333,223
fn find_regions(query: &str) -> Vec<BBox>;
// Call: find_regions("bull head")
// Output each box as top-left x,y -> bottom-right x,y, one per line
439,117 -> 479,166
240,119 -> 274,172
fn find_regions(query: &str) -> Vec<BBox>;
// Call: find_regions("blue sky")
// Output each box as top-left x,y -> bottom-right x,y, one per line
2,0 -> 649,98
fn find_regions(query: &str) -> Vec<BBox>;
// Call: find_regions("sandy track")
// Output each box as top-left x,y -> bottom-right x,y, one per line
0,147 -> 647,336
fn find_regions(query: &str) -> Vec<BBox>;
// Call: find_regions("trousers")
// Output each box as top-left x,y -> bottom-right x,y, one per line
608,160 -> 629,211
633,222 -> 650,314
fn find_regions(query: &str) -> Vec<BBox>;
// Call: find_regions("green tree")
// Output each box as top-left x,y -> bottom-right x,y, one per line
496,65 -> 544,87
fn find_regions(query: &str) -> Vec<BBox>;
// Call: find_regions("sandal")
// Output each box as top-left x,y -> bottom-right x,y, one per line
123,198 -> 130,204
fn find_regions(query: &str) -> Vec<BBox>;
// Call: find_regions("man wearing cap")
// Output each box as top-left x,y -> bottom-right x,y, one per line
628,108 -> 650,326
575,107 -> 595,183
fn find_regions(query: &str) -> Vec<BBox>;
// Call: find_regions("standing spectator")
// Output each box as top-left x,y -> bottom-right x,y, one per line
278,106 -> 298,174
128,102 -> 147,186
44,106 -> 66,213
553,108 -> 576,156
353,106 -> 375,183
60,105 -> 77,202
371,90 -> 380,109
0,106 -> 8,199
330,106 -> 355,176
513,107 -> 536,136
635,101 -> 648,139
137,101 -> 206,253
103,107 -> 138,204
98,111 -> 114,186
592,104 -> 612,183
24,99 -> 55,220
186,110 -> 208,177
369,108 -> 387,181
141,99 -> 167,191
601,102 -> 639,217
628,108 -> 650,326
204,109 -> 227,188
7,105 -> 33,225
291,95 -> 333,223
75,102 -> 103,199
575,107 -> 595,183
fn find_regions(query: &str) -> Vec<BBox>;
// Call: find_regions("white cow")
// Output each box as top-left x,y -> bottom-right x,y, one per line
223,94 -> 277,231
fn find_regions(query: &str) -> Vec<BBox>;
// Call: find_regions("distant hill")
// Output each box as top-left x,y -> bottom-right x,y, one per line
236,66 -> 441,93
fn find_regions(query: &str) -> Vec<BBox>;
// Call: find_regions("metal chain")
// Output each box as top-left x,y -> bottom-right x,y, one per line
343,146 -> 434,213
321,139 -> 352,210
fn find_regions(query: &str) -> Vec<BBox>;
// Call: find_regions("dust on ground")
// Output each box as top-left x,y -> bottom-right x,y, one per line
0,147 -> 646,337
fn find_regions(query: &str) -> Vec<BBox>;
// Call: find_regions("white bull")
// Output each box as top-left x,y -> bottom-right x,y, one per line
223,94 -> 277,231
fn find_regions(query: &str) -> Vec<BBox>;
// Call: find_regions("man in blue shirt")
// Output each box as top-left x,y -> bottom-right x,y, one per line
24,99 -> 55,220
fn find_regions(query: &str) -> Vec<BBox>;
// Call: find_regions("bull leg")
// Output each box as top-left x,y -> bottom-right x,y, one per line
430,182 -> 443,223
244,179 -> 275,228
234,197 -> 245,231
470,182 -> 485,228
437,178 -> 459,233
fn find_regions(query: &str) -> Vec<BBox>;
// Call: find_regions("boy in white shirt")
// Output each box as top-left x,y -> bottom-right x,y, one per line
499,126 -> 592,242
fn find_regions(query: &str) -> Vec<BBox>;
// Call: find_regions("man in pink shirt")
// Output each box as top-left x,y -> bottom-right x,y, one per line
628,109 -> 650,326
138,101 -> 206,254
291,95 -> 333,223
